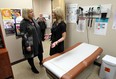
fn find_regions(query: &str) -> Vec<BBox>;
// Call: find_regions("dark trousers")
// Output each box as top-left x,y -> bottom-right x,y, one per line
41,29 -> 46,41
27,53 -> 43,68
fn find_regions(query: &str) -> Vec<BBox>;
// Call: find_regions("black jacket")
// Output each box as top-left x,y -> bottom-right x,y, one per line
20,18 -> 43,58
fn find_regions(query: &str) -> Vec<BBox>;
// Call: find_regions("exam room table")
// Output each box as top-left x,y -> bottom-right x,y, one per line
43,42 -> 103,79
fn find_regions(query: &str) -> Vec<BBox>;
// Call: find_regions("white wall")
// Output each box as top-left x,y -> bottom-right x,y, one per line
33,0 -> 51,19
64,0 -> 116,62
33,0 -> 52,32
0,0 -> 33,63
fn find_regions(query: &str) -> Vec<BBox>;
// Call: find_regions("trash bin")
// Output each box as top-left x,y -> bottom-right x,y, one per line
99,55 -> 116,79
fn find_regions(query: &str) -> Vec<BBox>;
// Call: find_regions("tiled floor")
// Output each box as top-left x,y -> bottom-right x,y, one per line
12,40 -> 101,79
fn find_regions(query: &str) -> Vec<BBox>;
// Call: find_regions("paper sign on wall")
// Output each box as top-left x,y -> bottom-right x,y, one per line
94,18 -> 109,35
112,11 -> 116,29
66,4 -> 78,23
76,18 -> 86,32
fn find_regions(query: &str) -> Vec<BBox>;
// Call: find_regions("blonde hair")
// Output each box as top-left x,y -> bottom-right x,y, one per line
53,7 -> 64,21
22,8 -> 32,20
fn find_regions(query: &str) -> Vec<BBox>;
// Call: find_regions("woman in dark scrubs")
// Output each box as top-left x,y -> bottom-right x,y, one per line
45,7 -> 66,55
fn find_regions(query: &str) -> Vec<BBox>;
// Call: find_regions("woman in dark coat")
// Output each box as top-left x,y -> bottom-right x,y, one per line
45,7 -> 66,55
20,8 -> 43,74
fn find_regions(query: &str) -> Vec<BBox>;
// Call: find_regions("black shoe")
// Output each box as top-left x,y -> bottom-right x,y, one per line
31,67 -> 39,74
39,62 -> 43,66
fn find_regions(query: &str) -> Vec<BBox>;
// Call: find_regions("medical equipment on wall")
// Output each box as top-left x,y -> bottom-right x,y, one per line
76,4 -> 112,27
76,7 -> 83,25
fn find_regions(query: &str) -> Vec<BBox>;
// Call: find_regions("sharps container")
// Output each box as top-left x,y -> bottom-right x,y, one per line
99,55 -> 116,79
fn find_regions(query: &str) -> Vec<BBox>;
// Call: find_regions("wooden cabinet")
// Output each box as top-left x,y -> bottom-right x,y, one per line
0,48 -> 14,79
0,26 -> 5,48
0,25 -> 13,78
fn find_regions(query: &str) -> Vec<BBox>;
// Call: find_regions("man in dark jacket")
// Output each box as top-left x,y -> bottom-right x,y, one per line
36,14 -> 47,41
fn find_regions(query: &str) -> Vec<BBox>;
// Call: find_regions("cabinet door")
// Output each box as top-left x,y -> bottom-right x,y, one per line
0,49 -> 13,79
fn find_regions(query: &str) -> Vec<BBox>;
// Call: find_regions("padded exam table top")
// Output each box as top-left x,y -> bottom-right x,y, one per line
43,42 -> 103,79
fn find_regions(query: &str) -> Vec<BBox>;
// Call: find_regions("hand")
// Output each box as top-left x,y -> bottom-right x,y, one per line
51,41 -> 58,48
26,46 -> 31,52
44,34 -> 50,40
